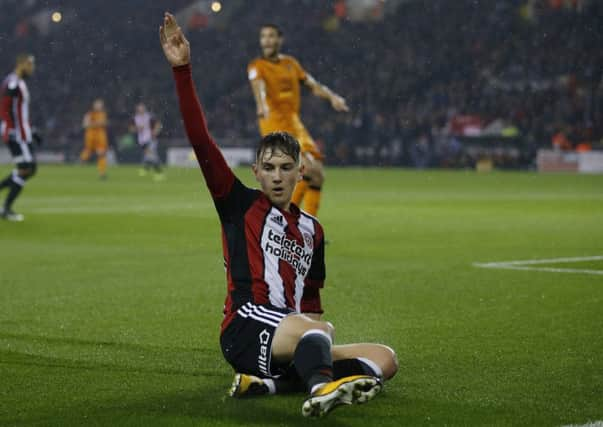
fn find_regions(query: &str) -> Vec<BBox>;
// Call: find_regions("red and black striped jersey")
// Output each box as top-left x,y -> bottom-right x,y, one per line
173,64 -> 325,334
0,73 -> 31,144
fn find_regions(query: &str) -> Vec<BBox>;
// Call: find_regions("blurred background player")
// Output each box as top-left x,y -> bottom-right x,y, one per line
130,103 -> 164,181
0,54 -> 38,222
80,98 -> 109,180
248,24 -> 349,217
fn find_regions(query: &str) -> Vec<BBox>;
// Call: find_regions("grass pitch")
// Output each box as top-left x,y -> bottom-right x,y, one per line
1,165 -> 602,426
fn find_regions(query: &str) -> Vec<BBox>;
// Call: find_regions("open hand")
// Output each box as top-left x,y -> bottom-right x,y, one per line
159,12 -> 190,67
330,94 -> 350,112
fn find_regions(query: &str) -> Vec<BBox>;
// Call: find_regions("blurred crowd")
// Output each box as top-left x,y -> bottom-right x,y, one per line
1,0 -> 602,167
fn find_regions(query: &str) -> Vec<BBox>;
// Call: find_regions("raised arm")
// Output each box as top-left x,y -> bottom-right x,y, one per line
82,113 -> 91,129
249,78 -> 269,119
304,74 -> 349,112
159,12 -> 234,199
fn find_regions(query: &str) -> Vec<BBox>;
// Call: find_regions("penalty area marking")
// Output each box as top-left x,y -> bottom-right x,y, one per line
473,256 -> 603,276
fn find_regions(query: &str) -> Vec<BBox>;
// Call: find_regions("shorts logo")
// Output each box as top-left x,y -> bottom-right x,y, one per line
258,329 -> 271,376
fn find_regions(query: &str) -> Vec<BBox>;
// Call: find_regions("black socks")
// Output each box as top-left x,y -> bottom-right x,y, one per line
293,329 -> 333,392
333,358 -> 382,379
3,173 -> 25,211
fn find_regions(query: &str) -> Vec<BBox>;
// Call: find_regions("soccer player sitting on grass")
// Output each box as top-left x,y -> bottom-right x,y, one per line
159,12 -> 398,417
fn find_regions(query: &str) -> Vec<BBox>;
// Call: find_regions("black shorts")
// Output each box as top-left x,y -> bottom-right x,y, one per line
220,302 -> 293,378
7,138 -> 35,167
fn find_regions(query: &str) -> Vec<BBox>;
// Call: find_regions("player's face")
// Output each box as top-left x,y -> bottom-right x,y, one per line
93,100 -> 104,111
260,27 -> 282,58
253,148 -> 302,210
136,104 -> 146,114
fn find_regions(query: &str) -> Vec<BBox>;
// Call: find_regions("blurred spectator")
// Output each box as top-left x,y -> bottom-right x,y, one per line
1,0 -> 601,167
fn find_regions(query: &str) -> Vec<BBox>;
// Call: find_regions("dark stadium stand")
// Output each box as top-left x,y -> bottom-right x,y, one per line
1,0 -> 601,168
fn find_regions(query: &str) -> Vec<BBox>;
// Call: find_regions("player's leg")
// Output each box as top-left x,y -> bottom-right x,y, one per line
222,303 -> 300,397
1,167 -> 28,220
249,345 -> 395,401
80,136 -> 93,162
228,316 -> 387,416
1,140 -> 36,221
0,170 -> 14,190
0,141 -> 20,190
291,154 -> 311,208
138,142 -> 149,176
271,313 -> 334,388
229,366 -> 305,398
148,140 -> 164,180
294,123 -> 324,216
332,343 -> 399,381
289,121 -> 310,208
96,135 -> 108,179
272,314 -> 381,417
228,311 -> 335,399
302,154 -> 324,217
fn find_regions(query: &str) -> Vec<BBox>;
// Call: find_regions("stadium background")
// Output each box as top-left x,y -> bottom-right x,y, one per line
1,1 -> 602,426
1,0 -> 602,169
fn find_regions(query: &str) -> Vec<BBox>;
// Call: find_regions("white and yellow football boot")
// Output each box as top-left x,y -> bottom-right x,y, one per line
301,375 -> 382,418
228,373 -> 270,398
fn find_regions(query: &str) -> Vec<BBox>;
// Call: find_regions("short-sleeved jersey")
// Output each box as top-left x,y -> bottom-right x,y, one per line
174,64 -> 325,334
133,112 -> 158,145
0,73 -> 31,144
247,55 -> 307,118
85,111 -> 107,138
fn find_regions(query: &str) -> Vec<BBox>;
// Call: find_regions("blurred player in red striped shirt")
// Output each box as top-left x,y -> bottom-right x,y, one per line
0,54 -> 38,222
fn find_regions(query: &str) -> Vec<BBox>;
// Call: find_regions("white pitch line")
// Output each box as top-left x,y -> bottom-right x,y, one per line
562,422 -> 603,427
475,255 -> 603,267
475,264 -> 603,276
473,255 -> 603,276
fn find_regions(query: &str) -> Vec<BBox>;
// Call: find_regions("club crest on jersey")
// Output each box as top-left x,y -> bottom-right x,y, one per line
303,233 -> 313,249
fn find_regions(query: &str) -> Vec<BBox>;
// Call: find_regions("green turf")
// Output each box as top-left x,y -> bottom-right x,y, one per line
1,165 -> 602,426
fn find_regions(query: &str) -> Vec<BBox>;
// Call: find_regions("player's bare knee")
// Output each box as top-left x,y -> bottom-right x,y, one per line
273,315 -> 333,360
320,321 -> 335,341
306,163 -> 323,186
381,345 -> 398,380
304,169 -> 319,187
301,319 -> 333,341
301,156 -> 312,172
313,169 -> 324,187
303,163 -> 315,178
